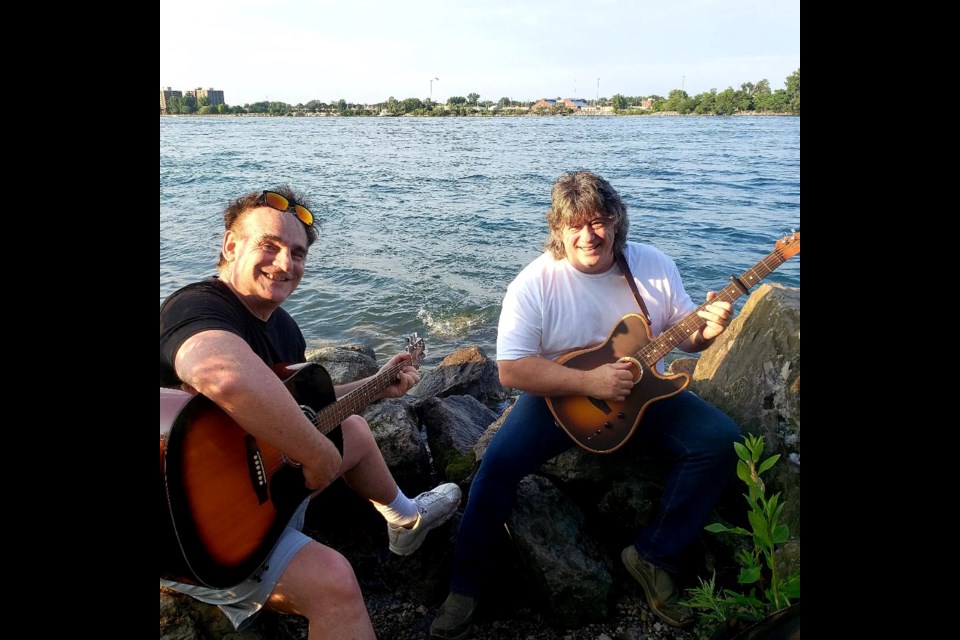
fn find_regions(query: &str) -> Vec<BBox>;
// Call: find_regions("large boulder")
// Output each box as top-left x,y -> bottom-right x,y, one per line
507,475 -> 614,627
306,343 -> 379,384
693,283 -> 800,535
363,396 -> 432,494
418,395 -> 498,484
693,284 -> 800,443
411,346 -> 507,411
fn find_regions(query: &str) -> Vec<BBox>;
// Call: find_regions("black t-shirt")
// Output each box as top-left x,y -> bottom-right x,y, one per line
159,277 -> 306,387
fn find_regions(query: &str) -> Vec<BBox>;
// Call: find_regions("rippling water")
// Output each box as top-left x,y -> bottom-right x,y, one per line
160,116 -> 800,365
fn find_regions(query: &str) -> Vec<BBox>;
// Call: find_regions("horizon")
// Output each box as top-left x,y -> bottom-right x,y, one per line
159,78 -> 797,108
160,0 -> 800,107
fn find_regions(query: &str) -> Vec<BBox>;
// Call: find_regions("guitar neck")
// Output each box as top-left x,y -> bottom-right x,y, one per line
638,244 -> 793,367
311,362 -> 406,435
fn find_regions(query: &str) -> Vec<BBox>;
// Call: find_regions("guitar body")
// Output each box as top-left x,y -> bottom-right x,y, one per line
160,363 -> 336,588
546,231 -> 799,452
546,314 -> 689,454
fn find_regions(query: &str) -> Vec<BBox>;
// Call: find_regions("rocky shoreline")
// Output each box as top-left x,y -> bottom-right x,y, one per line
162,484 -> 700,640
161,472 -> 700,640
160,284 -> 799,640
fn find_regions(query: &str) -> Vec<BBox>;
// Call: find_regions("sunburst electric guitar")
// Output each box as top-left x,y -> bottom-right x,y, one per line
546,231 -> 800,454
159,334 -> 425,588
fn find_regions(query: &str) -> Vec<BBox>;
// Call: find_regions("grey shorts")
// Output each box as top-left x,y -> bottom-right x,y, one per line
160,499 -> 312,630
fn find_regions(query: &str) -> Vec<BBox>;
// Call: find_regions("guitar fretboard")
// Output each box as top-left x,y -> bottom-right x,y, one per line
636,239 -> 796,367
312,360 -> 414,435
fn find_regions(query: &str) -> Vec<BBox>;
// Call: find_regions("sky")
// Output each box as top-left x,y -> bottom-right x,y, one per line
160,0 -> 800,107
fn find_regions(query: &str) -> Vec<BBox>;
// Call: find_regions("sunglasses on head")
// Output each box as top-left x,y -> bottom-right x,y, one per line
259,190 -> 314,226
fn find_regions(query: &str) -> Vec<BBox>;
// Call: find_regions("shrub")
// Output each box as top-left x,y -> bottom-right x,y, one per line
684,434 -> 800,634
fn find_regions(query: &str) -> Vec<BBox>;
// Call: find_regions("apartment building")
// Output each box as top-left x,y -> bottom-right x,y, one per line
160,87 -> 183,113
160,87 -> 225,113
184,88 -> 225,107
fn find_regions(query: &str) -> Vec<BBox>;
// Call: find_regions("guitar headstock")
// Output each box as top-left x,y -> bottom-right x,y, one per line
405,333 -> 427,368
775,228 -> 801,259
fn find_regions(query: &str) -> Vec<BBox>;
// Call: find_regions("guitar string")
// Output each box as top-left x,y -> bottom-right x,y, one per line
263,350 -> 424,473
633,239 -> 797,366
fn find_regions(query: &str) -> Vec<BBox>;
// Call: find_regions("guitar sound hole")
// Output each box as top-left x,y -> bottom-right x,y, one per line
616,357 -> 643,385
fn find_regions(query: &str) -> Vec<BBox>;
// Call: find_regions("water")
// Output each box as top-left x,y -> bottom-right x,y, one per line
160,116 -> 800,365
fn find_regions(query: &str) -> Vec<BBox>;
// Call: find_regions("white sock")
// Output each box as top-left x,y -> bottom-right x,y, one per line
373,488 -> 419,527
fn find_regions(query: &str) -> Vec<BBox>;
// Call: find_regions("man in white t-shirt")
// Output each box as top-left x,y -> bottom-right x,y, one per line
431,171 -> 740,638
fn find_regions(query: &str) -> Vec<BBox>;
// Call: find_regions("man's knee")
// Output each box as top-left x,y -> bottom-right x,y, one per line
342,415 -> 376,448
297,545 -> 364,605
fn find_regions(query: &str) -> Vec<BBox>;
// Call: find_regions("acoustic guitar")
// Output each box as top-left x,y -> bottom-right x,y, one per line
546,231 -> 800,454
159,335 -> 425,588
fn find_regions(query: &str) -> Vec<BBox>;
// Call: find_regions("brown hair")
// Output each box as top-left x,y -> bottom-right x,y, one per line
216,183 -> 318,268
544,171 -> 628,259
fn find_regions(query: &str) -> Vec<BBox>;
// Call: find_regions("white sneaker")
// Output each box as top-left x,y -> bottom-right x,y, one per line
388,483 -> 462,556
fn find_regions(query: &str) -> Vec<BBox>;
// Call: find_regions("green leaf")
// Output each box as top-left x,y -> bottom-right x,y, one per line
748,511 -> 770,545
733,441 -> 750,461
772,523 -> 789,544
737,460 -> 752,483
738,565 -> 762,584
770,501 -> 784,525
705,522 -> 730,533
758,454 -> 780,474
781,573 -> 801,599
767,493 -> 780,515
736,550 -> 756,567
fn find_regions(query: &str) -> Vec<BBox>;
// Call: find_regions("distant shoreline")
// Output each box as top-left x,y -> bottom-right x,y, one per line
159,111 -> 797,118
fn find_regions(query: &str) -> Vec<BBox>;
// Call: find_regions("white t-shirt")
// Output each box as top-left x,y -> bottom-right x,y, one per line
496,242 -> 696,369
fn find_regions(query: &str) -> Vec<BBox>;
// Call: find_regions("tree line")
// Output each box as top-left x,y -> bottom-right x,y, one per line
162,69 -> 799,117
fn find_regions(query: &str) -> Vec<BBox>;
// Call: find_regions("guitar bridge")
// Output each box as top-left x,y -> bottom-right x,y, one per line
245,435 -> 269,504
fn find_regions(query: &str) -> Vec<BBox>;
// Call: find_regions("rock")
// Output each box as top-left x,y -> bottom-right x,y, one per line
692,284 -> 800,450
508,475 -> 614,627
411,346 -> 507,410
418,395 -> 498,484
666,357 -> 698,378
306,343 -> 379,384
363,396 -> 432,494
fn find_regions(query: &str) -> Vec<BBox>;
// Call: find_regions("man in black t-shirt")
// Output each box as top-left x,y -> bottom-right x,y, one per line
160,185 -> 460,638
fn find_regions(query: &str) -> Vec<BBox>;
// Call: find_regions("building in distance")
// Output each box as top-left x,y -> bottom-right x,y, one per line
160,87 -> 182,113
160,87 -> 225,113
185,88 -> 224,107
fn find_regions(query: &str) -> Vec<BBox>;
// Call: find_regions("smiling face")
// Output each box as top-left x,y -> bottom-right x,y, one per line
545,172 -> 629,269
562,216 -> 616,274
219,206 -> 309,320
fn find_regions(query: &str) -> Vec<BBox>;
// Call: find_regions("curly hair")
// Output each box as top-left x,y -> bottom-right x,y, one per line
216,183 -> 319,268
544,171 -> 628,259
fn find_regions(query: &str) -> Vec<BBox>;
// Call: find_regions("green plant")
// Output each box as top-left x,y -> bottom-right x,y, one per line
685,434 -> 800,631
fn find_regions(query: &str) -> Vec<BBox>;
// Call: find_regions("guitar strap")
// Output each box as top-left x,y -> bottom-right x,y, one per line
615,251 -> 652,325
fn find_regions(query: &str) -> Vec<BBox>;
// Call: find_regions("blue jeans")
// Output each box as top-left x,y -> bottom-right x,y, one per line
450,390 -> 739,597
